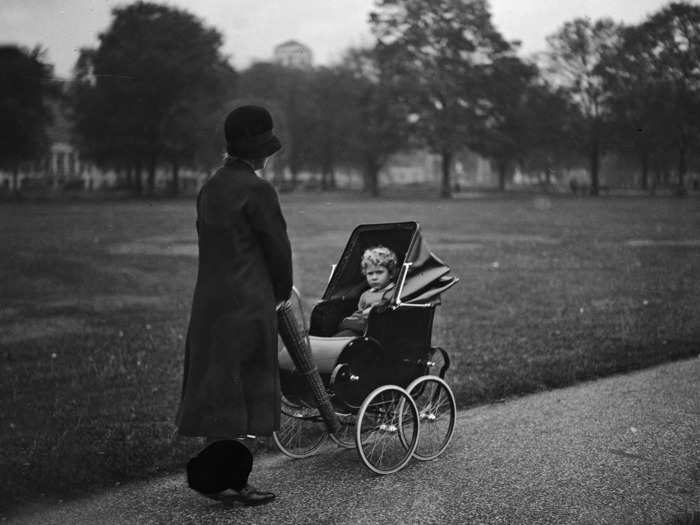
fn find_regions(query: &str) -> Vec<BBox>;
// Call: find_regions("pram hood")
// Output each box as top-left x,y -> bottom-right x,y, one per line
322,222 -> 458,304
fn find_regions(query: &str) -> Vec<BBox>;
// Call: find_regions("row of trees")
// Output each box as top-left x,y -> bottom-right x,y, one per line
2,1 -> 699,197
544,5 -> 700,195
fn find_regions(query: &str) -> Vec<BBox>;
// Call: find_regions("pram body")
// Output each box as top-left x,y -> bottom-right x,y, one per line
274,222 -> 458,474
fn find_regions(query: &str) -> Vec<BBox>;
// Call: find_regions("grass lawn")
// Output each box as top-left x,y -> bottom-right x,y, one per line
1,192 -> 698,511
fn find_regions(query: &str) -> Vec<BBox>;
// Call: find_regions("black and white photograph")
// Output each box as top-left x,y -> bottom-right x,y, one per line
0,0 -> 698,523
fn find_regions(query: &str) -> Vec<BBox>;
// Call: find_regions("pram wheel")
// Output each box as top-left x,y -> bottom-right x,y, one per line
273,395 -> 327,458
328,412 -> 356,449
404,376 -> 456,460
356,385 -> 419,475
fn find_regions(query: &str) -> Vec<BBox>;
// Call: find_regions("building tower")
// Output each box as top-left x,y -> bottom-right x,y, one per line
273,40 -> 313,69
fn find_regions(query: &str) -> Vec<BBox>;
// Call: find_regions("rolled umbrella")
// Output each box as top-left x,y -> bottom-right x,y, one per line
276,300 -> 341,434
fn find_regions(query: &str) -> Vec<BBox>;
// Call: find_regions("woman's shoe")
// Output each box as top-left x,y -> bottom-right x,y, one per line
233,484 -> 276,506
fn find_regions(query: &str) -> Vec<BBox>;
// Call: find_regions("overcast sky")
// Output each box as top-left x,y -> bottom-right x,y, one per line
0,0 -> 676,79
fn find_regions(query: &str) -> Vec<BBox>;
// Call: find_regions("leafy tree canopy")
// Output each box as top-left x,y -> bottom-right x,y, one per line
0,45 -> 54,172
71,1 -> 236,191
370,0 -> 515,196
600,2 -> 700,191
544,17 -> 621,119
237,62 -> 316,180
339,46 -> 412,195
544,17 -> 621,194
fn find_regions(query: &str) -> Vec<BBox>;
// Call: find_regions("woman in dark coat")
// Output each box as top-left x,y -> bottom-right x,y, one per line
176,105 -> 293,505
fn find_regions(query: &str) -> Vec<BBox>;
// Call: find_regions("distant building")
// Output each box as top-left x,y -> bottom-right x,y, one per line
0,97 -> 87,193
273,40 -> 313,69
46,99 -> 85,187
381,149 -> 498,188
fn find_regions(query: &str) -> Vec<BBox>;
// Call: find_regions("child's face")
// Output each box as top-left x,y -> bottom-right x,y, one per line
365,264 -> 390,289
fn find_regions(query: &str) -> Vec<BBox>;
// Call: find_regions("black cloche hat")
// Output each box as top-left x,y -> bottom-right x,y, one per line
224,105 -> 282,159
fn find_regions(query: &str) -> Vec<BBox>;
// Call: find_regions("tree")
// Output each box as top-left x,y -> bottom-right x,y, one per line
340,47 -> 411,196
370,0 -> 513,197
520,81 -> 584,185
71,2 -> 235,195
0,45 -> 54,197
601,24 -> 668,191
474,55 -> 538,190
237,62 -> 315,189
544,17 -> 621,195
305,66 -> 359,190
601,3 -> 700,195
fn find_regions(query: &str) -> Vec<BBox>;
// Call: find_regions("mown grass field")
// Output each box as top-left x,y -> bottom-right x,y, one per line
1,192 -> 698,511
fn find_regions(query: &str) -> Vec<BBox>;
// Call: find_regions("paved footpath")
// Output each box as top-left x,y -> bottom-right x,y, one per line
8,358 -> 699,525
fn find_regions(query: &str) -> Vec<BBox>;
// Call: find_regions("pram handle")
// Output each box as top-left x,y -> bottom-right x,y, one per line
276,285 -> 302,309
276,285 -> 311,346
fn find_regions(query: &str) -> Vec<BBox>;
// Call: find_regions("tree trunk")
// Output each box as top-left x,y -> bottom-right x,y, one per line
497,160 -> 507,192
134,162 -> 143,195
321,148 -> 335,190
12,165 -> 20,200
289,165 -> 298,190
677,141 -> 687,196
651,167 -> 661,196
321,165 -> 332,190
440,150 -> 453,198
171,159 -> 180,196
147,154 -> 157,195
125,165 -> 133,190
272,157 -> 285,190
640,151 -> 649,191
589,137 -> 600,196
289,150 -> 300,190
364,157 -> 380,197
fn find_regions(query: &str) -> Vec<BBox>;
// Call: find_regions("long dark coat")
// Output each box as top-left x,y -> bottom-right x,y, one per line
176,158 -> 293,438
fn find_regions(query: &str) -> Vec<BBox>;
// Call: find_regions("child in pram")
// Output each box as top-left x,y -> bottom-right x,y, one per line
334,245 -> 398,337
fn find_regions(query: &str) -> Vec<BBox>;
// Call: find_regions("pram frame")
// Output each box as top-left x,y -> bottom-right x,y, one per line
273,222 -> 458,474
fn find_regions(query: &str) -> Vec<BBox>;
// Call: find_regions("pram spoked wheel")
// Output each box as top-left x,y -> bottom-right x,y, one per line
328,411 -> 356,449
356,385 -> 420,475
405,376 -> 456,461
273,395 -> 327,458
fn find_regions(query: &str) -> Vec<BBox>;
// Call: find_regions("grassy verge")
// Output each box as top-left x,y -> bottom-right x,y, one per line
1,193 -> 698,512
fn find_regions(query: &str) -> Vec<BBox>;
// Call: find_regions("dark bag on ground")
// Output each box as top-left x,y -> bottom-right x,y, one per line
186,440 -> 252,493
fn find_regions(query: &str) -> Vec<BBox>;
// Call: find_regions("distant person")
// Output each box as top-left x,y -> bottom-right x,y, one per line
176,105 -> 293,506
335,246 -> 398,337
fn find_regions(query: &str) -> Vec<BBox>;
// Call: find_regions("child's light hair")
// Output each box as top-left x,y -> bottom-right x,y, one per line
361,245 -> 398,277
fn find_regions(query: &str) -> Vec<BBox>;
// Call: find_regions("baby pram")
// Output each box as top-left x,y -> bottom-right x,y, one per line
275,222 -> 459,474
